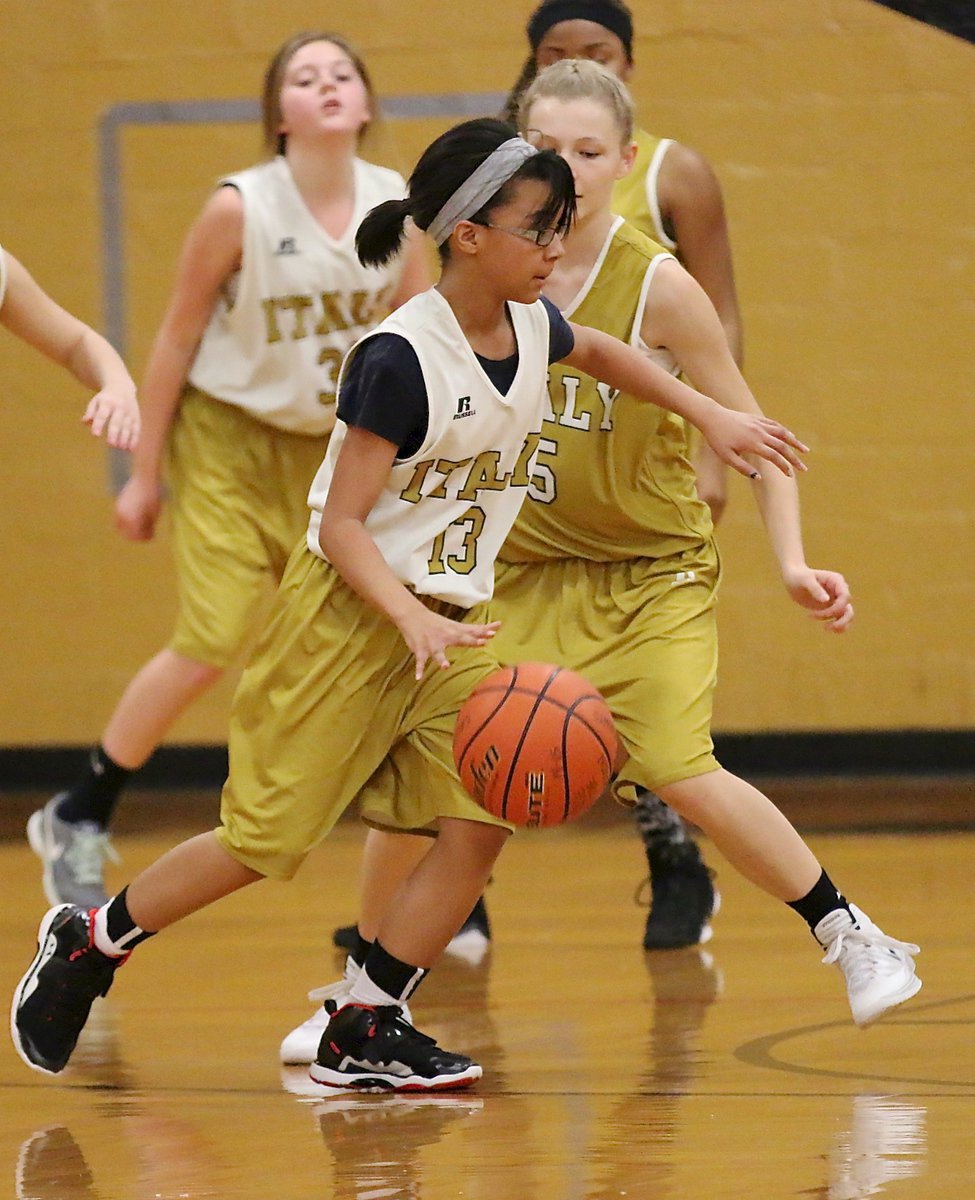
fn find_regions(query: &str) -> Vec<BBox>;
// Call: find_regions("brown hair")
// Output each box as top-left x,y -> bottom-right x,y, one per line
519,59 -> 635,145
260,31 -> 377,156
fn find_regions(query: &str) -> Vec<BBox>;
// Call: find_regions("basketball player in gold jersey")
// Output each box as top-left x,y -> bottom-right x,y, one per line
502,0 -> 741,948
499,61 -> 919,1029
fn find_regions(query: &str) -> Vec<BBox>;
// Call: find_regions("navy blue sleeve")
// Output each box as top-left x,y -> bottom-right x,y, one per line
540,294 -> 575,363
336,333 -> 429,457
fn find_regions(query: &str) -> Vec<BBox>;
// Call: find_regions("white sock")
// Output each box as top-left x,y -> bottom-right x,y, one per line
349,965 -> 407,1008
93,903 -> 138,958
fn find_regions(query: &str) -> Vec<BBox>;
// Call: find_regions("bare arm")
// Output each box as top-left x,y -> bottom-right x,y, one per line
645,261 -> 851,629
657,143 -> 742,365
562,323 -> 806,480
319,426 -> 500,678
115,186 -> 244,541
658,142 -> 744,522
0,249 -> 139,449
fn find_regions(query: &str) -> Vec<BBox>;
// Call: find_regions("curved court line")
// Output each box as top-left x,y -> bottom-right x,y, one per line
734,992 -> 975,1089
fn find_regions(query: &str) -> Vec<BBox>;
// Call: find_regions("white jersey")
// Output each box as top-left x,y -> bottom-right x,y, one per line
188,155 -> 407,436
307,288 -> 552,607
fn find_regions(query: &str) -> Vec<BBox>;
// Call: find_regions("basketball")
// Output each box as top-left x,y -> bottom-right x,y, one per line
453,662 -> 619,828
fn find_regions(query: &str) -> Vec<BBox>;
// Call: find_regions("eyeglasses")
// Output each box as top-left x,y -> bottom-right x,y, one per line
475,222 -> 561,248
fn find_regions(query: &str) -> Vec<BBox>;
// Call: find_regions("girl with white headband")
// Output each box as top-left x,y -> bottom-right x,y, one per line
13,117 -> 807,1093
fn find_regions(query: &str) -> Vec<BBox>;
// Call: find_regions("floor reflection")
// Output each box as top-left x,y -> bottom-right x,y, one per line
826,1094 -> 927,1199
16,1126 -> 97,1200
315,1092 -> 484,1199
585,946 -> 723,1198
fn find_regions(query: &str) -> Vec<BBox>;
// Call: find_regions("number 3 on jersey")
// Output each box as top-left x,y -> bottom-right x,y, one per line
527,437 -> 558,505
428,506 -> 487,576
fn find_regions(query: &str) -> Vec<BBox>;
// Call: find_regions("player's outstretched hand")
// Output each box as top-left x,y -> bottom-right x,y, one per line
784,567 -> 854,633
400,609 -> 502,680
115,474 -> 164,542
700,407 -> 808,480
83,386 -> 141,451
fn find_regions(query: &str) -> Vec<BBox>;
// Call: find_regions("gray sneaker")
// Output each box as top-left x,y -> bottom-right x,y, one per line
26,796 -> 119,908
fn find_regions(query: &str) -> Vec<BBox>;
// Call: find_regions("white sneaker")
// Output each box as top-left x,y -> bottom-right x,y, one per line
279,968 -> 413,1065
815,904 -> 921,1027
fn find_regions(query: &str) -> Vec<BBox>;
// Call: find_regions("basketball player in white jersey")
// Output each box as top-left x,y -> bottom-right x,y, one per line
1,244 -> 139,447
27,31 -> 430,911
12,117 -> 806,1089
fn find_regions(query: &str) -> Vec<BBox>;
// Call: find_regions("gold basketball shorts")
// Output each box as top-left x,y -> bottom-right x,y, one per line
215,546 -> 512,880
166,387 -> 328,667
491,541 -> 722,800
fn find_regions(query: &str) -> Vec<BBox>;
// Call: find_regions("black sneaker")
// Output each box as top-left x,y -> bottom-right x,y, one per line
10,905 -> 124,1075
310,1003 -> 482,1092
640,847 -> 720,951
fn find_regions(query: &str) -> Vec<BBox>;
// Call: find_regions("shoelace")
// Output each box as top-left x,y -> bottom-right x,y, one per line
63,828 -> 120,885
821,924 -> 920,988
307,979 -> 352,1004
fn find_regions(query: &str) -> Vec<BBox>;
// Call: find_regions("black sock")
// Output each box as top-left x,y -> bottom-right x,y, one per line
350,929 -> 373,969
633,788 -> 690,855
55,746 -> 133,828
94,887 -> 156,956
787,870 -> 853,933
359,940 -> 428,1004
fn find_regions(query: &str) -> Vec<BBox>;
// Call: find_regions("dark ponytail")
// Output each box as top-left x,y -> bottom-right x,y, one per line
356,197 -> 413,268
501,55 -> 539,126
356,117 -> 575,268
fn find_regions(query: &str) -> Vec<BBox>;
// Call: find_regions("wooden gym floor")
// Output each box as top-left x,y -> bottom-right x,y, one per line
0,781 -> 973,1199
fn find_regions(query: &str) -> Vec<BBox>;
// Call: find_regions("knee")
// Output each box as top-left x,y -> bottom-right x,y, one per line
436,818 -> 510,864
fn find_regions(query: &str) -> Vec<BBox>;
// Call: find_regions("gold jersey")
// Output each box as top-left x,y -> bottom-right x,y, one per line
612,129 -> 677,251
501,218 -> 712,564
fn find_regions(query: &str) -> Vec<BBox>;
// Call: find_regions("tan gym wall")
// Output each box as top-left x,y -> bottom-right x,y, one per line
1,1 -> 972,745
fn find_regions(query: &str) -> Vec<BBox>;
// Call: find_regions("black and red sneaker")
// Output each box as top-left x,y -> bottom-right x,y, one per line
10,905 -> 124,1075
310,1003 -> 481,1093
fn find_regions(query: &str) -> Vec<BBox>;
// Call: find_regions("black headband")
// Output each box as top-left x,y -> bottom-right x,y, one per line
527,1 -> 633,60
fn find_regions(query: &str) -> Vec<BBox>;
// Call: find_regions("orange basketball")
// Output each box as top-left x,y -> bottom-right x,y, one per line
453,662 -> 619,828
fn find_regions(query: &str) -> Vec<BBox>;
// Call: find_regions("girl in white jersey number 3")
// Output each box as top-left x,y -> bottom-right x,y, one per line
26,31 -> 430,912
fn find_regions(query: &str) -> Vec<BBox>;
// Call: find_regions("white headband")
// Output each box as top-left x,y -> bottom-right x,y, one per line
426,137 -> 539,247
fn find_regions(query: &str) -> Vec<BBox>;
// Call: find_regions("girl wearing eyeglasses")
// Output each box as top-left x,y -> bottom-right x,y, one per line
13,115 -> 806,1092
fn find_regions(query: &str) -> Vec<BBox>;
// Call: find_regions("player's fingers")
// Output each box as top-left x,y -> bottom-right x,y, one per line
828,603 -> 855,632
772,438 -> 808,473
725,452 -> 762,481
761,419 -> 809,454
86,405 -> 107,436
752,440 -> 796,477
